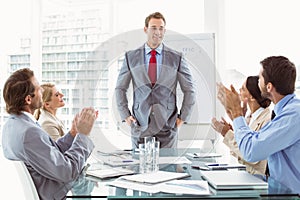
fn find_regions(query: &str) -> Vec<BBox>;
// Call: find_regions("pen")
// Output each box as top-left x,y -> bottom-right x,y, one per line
207,163 -> 228,166
112,160 -> 134,163
122,160 -> 134,163
123,149 -> 133,152
191,165 -> 210,170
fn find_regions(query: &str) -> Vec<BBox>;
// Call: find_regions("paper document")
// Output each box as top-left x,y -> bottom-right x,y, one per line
121,170 -> 190,184
109,179 -> 160,193
161,180 -> 210,195
86,168 -> 135,179
97,150 -> 132,155
159,156 -> 192,164
95,151 -> 139,167
186,152 -> 222,158
109,178 -> 210,195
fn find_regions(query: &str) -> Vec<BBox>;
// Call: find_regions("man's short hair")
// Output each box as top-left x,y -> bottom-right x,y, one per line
261,56 -> 296,95
3,68 -> 35,115
145,12 -> 166,27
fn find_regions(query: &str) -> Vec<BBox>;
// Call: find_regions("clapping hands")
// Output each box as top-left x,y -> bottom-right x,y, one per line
217,83 -> 243,120
71,107 -> 98,136
211,117 -> 233,137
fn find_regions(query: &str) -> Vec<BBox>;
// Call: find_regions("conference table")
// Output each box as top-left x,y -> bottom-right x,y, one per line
67,148 -> 299,199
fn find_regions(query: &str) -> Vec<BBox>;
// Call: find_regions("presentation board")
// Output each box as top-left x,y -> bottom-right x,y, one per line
164,32 -> 216,140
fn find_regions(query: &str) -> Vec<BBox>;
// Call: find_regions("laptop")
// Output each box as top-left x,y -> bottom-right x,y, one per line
201,170 -> 268,190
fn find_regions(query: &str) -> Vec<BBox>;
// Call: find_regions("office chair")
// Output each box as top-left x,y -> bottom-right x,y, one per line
14,161 -> 39,200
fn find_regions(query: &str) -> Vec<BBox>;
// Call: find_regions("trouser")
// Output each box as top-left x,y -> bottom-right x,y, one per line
131,114 -> 178,149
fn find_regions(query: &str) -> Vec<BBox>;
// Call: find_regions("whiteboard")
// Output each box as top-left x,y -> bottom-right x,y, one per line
164,32 -> 216,140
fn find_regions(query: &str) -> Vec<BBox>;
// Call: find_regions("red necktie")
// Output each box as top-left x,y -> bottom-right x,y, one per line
148,49 -> 157,86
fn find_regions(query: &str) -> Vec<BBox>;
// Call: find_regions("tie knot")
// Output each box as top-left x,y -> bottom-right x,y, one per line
151,49 -> 156,56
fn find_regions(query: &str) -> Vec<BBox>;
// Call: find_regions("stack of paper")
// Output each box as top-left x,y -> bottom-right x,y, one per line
159,156 -> 192,164
95,151 -> 139,167
121,171 -> 190,184
108,171 -> 210,195
161,180 -> 211,195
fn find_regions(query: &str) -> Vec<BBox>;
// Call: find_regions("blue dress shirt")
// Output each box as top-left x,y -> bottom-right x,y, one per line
145,43 -> 163,79
233,94 -> 300,194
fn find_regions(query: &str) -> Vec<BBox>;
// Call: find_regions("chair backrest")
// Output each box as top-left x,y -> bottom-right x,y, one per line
13,161 -> 40,200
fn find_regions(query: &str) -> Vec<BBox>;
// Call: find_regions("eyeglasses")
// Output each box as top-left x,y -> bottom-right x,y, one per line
148,27 -> 165,32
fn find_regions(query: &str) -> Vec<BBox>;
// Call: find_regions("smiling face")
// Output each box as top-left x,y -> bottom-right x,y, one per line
144,17 -> 166,49
46,86 -> 65,109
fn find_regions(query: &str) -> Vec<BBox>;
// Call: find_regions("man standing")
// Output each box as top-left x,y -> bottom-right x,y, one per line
2,68 -> 97,199
115,12 -> 195,148
217,56 -> 300,193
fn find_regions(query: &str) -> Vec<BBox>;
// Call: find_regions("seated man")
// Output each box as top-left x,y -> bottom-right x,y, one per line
2,68 -> 97,199
217,56 -> 300,193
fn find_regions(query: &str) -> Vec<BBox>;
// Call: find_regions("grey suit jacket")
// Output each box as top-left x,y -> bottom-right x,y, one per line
115,44 -> 195,134
2,113 -> 94,200
223,107 -> 271,175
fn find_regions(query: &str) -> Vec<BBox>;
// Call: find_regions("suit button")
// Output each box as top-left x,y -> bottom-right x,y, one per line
151,112 -> 154,115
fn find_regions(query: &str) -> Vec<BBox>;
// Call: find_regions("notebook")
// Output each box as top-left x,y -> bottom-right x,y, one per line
201,170 -> 268,190
94,151 -> 139,167
121,171 -> 190,184
86,168 -> 135,179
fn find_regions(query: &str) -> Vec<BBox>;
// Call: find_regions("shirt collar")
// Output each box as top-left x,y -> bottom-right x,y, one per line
21,111 -> 38,124
273,93 -> 295,116
145,43 -> 163,55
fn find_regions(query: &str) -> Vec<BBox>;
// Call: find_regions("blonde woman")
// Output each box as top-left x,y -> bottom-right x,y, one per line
34,83 -> 73,141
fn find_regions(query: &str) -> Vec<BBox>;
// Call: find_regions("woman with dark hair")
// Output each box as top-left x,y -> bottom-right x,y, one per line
212,76 -> 271,175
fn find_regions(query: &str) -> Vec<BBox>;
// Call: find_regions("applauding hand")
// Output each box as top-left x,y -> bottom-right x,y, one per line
217,83 -> 243,120
76,107 -> 97,135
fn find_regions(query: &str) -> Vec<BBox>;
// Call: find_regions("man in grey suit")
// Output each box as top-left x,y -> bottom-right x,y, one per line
115,12 -> 195,148
2,68 -> 97,199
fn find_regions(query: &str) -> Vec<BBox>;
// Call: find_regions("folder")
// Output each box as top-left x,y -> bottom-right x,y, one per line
86,168 -> 135,179
201,170 -> 268,190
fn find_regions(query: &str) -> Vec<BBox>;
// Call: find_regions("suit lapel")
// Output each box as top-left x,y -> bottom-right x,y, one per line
157,45 -> 172,84
130,46 -> 152,86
